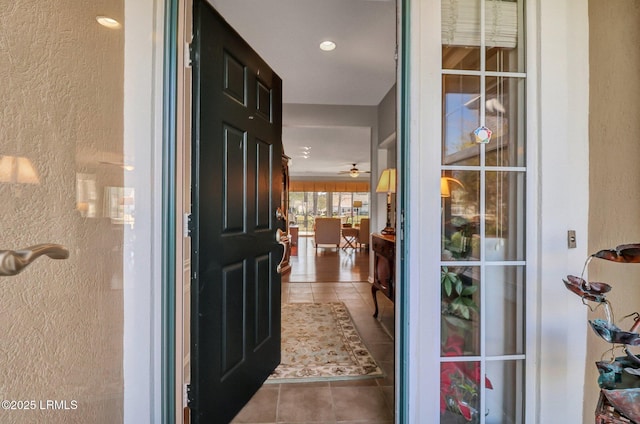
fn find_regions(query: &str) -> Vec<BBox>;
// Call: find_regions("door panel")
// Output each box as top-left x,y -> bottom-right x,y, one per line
191,1 -> 283,422
221,261 -> 246,377
255,254 -> 272,346
223,125 -> 246,233
256,140 -> 272,229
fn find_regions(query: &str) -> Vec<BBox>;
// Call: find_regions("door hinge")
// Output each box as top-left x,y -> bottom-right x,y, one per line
184,213 -> 193,237
184,383 -> 192,408
185,42 -> 194,68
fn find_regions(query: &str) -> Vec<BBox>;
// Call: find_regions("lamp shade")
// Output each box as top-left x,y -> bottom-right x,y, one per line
376,168 -> 396,193
0,156 -> 40,184
441,177 -> 451,198
440,176 -> 464,198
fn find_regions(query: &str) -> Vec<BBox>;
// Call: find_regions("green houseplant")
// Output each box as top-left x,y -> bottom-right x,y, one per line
440,266 -> 491,423
441,266 -> 478,322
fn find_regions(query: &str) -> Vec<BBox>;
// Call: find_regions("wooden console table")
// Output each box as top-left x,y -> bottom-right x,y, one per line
289,225 -> 299,256
371,233 -> 395,318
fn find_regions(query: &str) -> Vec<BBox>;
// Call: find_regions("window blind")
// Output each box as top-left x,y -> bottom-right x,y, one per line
442,0 -> 518,48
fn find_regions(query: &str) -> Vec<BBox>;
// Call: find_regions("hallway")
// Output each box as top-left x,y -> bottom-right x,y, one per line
232,238 -> 395,423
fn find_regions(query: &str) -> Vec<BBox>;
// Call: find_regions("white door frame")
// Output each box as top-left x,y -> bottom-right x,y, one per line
171,0 -> 592,422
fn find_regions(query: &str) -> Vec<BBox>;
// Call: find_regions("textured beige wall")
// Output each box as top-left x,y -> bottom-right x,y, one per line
584,1 -> 640,422
0,1 -> 125,423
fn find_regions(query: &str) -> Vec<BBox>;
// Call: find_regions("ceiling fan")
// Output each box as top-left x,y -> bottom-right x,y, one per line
339,163 -> 371,178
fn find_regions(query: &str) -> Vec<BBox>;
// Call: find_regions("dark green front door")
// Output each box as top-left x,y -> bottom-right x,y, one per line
190,1 -> 282,422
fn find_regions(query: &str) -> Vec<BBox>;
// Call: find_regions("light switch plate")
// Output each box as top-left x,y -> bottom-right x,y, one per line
568,230 -> 577,248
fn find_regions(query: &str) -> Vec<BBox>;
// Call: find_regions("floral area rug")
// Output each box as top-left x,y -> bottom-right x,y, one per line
266,302 -> 384,383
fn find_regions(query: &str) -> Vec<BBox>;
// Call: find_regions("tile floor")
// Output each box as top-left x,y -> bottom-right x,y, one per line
231,281 -> 396,424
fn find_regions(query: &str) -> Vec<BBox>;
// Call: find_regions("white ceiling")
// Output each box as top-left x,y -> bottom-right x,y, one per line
284,125 -> 372,178
209,0 -> 397,179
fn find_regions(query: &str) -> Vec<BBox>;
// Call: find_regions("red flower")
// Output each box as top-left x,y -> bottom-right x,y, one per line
440,333 -> 494,417
468,361 -> 494,390
485,375 -> 493,390
440,365 -> 453,390
457,400 -> 472,421
440,362 -> 457,412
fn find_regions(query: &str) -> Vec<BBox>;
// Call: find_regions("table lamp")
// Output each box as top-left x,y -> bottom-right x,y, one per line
352,200 -> 362,224
376,168 -> 396,235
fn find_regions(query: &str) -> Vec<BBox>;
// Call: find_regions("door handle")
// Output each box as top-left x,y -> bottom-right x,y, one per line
0,244 -> 70,276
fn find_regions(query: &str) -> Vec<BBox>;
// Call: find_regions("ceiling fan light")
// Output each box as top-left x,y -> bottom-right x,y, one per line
350,169 -> 359,178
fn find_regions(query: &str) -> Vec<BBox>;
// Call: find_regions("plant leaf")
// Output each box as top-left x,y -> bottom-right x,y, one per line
444,280 -> 452,297
461,307 -> 470,319
461,285 -> 477,295
461,297 -> 475,307
443,315 -> 472,329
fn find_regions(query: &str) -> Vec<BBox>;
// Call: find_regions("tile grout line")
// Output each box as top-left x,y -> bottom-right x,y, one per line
274,383 -> 281,423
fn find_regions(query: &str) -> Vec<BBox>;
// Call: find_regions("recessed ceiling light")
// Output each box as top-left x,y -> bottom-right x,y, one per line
319,40 -> 336,52
96,16 -> 122,29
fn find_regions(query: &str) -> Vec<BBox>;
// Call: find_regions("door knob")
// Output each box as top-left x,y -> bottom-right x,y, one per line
275,207 -> 284,220
0,244 -> 69,276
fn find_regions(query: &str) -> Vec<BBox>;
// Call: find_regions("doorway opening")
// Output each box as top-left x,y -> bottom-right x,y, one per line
179,0 -> 401,422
